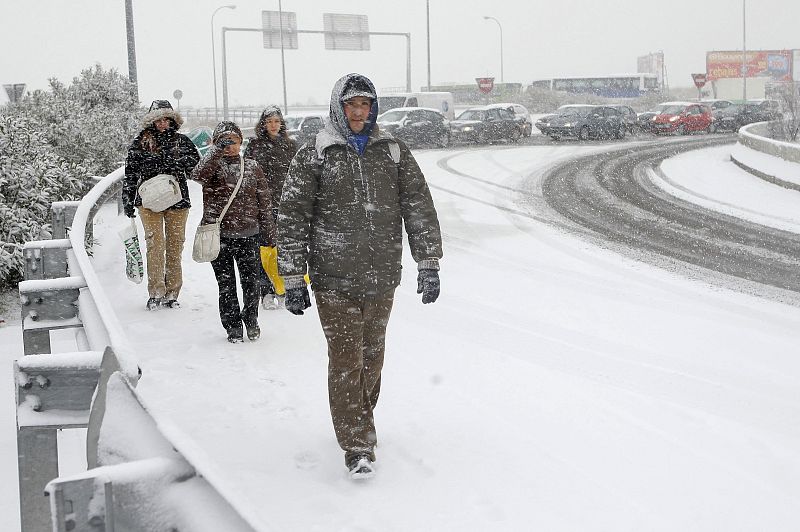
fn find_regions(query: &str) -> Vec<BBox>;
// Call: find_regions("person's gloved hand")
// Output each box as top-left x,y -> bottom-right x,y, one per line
258,234 -> 274,248
215,137 -> 235,149
285,286 -> 311,315
417,269 -> 440,304
124,204 -> 136,218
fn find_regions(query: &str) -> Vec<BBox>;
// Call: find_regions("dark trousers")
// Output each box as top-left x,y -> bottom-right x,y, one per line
314,289 -> 395,464
211,236 -> 260,335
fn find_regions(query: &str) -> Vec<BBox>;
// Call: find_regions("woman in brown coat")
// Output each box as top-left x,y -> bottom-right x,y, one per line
191,121 -> 276,343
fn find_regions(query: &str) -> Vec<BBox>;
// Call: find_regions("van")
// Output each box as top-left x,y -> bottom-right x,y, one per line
377,92 -> 455,120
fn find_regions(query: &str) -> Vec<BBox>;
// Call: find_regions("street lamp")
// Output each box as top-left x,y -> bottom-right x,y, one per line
483,15 -> 503,83
212,5 -> 236,120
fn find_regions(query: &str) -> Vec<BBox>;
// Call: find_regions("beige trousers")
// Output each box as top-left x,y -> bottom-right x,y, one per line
138,207 -> 189,300
314,289 -> 395,464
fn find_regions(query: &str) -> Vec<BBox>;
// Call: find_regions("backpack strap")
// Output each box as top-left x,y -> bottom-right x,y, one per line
388,141 -> 401,164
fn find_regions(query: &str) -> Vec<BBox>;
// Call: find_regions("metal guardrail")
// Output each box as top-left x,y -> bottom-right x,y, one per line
14,168 -> 263,531
181,108 -> 262,127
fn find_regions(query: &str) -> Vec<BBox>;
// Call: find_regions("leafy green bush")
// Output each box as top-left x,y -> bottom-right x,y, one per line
0,64 -> 141,288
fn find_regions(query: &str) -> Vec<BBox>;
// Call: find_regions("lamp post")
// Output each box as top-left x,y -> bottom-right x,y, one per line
212,4 -> 236,120
483,15 -> 503,83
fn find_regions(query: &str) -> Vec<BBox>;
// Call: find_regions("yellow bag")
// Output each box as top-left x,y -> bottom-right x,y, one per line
260,246 -> 309,296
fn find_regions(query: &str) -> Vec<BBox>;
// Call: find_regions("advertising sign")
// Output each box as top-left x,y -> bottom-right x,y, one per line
706,50 -> 793,81
476,77 -> 494,94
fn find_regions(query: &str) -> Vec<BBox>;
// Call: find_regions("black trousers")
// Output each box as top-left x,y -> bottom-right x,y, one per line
211,236 -> 260,335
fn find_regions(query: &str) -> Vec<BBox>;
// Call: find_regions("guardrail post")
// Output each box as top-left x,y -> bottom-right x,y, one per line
23,240 -> 72,281
19,277 -> 86,356
50,201 -> 81,240
15,351 -> 103,532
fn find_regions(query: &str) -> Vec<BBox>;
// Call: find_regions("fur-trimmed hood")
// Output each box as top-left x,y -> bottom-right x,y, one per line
141,102 -> 184,130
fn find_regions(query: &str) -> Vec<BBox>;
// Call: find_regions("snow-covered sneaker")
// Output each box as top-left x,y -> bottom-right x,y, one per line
275,295 -> 286,309
163,299 -> 180,309
227,330 -> 244,343
347,455 -> 375,480
261,294 -> 278,310
146,297 -> 162,311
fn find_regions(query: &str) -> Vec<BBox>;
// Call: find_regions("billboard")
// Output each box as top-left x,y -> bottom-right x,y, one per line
706,50 -> 793,81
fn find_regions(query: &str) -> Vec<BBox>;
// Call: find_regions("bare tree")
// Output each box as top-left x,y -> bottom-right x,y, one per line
766,81 -> 800,142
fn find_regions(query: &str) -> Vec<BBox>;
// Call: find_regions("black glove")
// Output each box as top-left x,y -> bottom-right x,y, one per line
124,204 -> 136,218
258,234 -> 274,248
215,137 -> 235,149
417,269 -> 440,304
285,286 -> 311,315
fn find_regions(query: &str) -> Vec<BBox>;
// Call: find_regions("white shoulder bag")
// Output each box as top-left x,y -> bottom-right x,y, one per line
138,173 -> 182,212
192,155 -> 244,263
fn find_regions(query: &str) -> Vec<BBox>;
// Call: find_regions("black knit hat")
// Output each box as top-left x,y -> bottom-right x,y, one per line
142,99 -> 183,128
149,100 -> 173,112
212,120 -> 243,142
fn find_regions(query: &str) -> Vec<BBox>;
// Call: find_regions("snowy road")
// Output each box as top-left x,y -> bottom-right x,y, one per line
83,138 -> 800,531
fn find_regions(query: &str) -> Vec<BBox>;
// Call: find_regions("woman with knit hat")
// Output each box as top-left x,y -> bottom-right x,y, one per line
244,105 -> 297,310
191,121 -> 276,343
123,100 -> 200,310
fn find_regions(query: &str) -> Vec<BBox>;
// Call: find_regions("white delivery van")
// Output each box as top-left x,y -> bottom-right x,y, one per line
377,92 -> 455,120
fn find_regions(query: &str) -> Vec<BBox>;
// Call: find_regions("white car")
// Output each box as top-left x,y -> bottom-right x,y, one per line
486,103 -> 533,137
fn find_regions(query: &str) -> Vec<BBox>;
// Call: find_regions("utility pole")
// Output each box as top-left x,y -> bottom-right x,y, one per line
426,0 -> 431,91
125,0 -> 139,102
742,0 -> 747,101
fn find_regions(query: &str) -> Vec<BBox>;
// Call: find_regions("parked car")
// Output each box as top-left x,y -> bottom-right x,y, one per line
747,99 -> 783,121
285,114 -> 326,146
486,103 -> 533,137
709,103 -> 762,133
449,106 -> 524,144
537,104 -> 626,140
376,107 -> 450,148
701,99 -> 736,112
651,102 -> 712,135
609,104 -> 637,134
637,103 -> 670,132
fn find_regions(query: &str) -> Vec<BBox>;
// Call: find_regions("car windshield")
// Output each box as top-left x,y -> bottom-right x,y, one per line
378,110 -> 407,123
659,105 -> 686,115
377,96 -> 407,114
557,106 -> 592,117
457,110 -> 485,120
284,117 -> 302,129
647,104 -> 669,113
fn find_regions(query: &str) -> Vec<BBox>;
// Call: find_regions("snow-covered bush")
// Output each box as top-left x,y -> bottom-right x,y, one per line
0,64 -> 140,288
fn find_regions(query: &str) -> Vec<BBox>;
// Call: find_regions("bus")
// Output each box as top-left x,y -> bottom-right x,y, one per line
530,74 -> 660,98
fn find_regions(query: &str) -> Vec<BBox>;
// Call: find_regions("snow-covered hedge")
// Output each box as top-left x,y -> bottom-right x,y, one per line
0,64 -> 141,288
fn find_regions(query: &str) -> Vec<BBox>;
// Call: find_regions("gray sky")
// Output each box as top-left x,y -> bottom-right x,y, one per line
1,0 -> 798,108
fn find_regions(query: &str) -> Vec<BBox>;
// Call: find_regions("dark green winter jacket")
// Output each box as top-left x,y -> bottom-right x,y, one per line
278,75 -> 442,297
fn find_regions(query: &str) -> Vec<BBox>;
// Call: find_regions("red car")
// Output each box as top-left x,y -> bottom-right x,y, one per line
651,101 -> 713,135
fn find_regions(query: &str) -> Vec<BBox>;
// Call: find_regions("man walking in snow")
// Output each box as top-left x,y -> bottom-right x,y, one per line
277,73 -> 443,479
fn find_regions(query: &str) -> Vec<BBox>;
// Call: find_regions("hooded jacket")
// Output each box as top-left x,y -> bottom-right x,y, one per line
278,73 -> 442,297
243,106 -> 297,208
191,140 -> 276,244
123,106 -> 199,212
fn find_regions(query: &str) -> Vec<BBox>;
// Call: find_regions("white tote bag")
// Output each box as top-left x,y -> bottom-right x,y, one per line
138,173 -> 182,212
192,156 -> 244,263
118,219 -> 144,284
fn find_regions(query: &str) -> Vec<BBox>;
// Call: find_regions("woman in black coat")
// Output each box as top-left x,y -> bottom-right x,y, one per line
123,100 -> 200,310
243,105 -> 297,309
